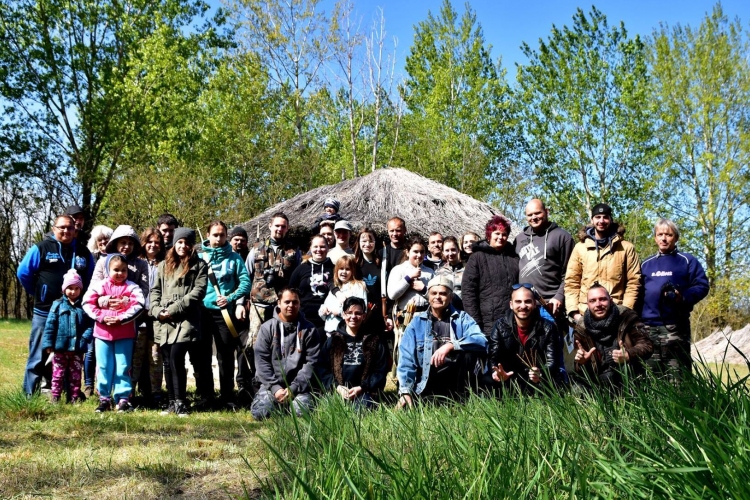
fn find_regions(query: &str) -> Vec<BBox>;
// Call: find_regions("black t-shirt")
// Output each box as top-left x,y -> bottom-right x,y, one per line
385,245 -> 404,275
288,259 -> 334,328
359,258 -> 381,306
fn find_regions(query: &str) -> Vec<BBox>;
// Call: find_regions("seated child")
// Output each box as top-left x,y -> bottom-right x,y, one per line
311,197 -> 342,233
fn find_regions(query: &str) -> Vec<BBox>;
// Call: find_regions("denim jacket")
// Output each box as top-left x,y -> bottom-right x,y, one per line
397,306 -> 487,395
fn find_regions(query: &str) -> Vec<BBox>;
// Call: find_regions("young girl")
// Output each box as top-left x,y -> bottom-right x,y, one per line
41,270 -> 93,403
387,237 -> 434,314
83,254 -> 145,413
353,228 -> 392,333
436,236 -> 465,309
150,228 -> 207,417
132,228 -> 166,406
319,254 -> 368,335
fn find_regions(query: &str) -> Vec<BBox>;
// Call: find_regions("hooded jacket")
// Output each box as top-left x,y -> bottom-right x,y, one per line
82,255 -> 145,341
41,297 -> 94,353
17,234 -> 94,314
254,308 -> 321,395
199,241 -> 251,310
91,225 -> 149,301
317,321 -> 388,393
489,309 -> 562,392
149,257 -> 208,345
462,241 -> 519,335
564,224 -> 641,317
514,222 -> 574,303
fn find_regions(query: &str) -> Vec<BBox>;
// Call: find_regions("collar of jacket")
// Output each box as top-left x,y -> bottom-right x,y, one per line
201,241 -> 232,261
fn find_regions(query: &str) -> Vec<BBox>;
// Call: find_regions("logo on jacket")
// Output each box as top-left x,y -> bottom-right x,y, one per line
310,271 -> 330,297
363,274 -> 378,286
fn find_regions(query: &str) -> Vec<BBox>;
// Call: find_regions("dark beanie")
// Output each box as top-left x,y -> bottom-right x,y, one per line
324,198 -> 340,212
173,227 -> 196,247
229,226 -> 248,239
591,203 -> 612,218
64,204 -> 84,216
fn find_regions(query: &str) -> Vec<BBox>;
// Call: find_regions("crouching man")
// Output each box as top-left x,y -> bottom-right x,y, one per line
573,284 -> 653,391
396,276 -> 486,408
489,283 -> 564,393
251,288 -> 321,419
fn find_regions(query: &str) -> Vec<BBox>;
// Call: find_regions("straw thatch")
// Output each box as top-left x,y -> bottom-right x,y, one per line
240,168 -> 517,240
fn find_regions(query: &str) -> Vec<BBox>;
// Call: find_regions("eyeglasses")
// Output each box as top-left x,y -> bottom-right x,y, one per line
54,225 -> 75,231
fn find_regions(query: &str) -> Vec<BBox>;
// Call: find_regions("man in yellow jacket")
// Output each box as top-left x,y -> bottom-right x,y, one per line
564,203 -> 641,323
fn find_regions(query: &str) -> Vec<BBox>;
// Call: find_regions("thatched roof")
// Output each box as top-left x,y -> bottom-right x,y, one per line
241,168 -> 517,240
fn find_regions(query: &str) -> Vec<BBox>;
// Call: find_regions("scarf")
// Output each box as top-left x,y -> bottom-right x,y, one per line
584,304 -> 620,364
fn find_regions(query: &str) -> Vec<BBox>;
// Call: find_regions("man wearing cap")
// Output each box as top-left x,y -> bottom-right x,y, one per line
565,203 -> 641,323
396,275 -> 487,407
327,220 -> 354,265
17,214 -> 95,395
64,205 -> 86,237
488,283 -> 564,393
229,226 -> 250,261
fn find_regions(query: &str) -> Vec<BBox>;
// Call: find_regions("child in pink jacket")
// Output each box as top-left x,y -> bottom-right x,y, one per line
83,254 -> 144,413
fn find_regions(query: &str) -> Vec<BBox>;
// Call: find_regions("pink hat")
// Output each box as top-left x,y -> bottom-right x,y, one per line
62,269 -> 83,291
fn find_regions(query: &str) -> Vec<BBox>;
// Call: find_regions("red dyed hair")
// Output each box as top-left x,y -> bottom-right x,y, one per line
485,215 -> 511,241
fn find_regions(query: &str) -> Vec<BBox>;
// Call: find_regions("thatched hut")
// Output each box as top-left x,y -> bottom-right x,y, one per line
241,168 -> 517,244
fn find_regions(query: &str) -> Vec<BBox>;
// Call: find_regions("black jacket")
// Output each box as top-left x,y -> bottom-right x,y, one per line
317,322 -> 388,393
462,241 -> 519,335
489,310 -> 562,391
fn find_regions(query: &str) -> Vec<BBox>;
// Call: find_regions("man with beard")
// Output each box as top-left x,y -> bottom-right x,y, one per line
573,284 -> 653,391
565,203 -> 641,323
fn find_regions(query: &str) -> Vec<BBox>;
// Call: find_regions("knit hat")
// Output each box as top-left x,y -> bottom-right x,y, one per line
591,203 -> 612,218
62,269 -> 83,291
324,198 -> 340,212
173,227 -> 196,247
229,226 -> 248,239
427,275 -> 454,291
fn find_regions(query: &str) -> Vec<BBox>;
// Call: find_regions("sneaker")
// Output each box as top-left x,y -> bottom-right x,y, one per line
83,385 -> 94,398
174,400 -> 190,417
116,399 -> 134,413
160,401 -> 176,416
95,399 -> 111,413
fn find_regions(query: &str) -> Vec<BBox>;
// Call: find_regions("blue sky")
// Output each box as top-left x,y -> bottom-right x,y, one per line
207,0 -> 750,80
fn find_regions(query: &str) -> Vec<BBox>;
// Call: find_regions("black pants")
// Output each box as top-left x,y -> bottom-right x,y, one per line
162,342 -> 190,402
202,308 -> 238,402
188,323 -> 215,400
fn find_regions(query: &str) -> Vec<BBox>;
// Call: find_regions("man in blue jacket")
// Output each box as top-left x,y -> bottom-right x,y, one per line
396,275 -> 486,408
641,219 -> 709,380
17,214 -> 95,395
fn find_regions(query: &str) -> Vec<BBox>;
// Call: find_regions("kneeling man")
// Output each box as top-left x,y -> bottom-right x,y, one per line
573,284 -> 653,390
251,288 -> 321,419
397,276 -> 486,408
489,284 -> 563,392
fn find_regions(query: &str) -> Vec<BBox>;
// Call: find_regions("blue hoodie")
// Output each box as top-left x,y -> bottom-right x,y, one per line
198,241 -> 251,310
641,249 -> 709,326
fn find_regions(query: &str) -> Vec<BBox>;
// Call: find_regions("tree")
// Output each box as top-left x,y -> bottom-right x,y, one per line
399,0 -> 519,202
516,6 -> 657,229
650,4 -> 750,288
0,0 -> 218,231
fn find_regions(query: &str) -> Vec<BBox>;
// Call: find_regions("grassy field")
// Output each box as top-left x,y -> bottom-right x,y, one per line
2,319 -> 749,499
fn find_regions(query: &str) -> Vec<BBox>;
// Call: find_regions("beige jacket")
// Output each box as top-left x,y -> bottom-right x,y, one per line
564,224 -> 641,316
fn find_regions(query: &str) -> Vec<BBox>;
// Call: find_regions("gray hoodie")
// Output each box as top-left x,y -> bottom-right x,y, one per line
514,221 -> 574,304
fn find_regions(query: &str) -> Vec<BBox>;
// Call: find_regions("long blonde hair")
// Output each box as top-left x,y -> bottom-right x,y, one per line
333,254 -> 365,289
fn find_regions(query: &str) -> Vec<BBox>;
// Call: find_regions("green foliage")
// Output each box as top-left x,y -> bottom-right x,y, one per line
257,369 -> 750,498
399,0 -> 523,207
649,4 -> 750,286
517,6 -> 658,230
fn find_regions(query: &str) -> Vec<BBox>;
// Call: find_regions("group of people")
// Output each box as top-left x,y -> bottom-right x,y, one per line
17,196 -> 710,418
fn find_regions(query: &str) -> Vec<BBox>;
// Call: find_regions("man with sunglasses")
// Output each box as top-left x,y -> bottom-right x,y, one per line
396,275 -> 487,408
489,283 -> 563,393
17,214 -> 95,395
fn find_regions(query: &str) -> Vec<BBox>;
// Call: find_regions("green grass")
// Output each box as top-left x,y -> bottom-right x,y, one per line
2,319 -> 749,498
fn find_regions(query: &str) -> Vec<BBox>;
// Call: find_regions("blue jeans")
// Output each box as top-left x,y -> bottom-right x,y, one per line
23,313 -> 49,395
95,338 -> 134,403
84,338 -> 96,387
250,390 -> 314,420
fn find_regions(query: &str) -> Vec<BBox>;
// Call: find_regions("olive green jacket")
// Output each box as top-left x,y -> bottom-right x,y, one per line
149,258 -> 208,345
